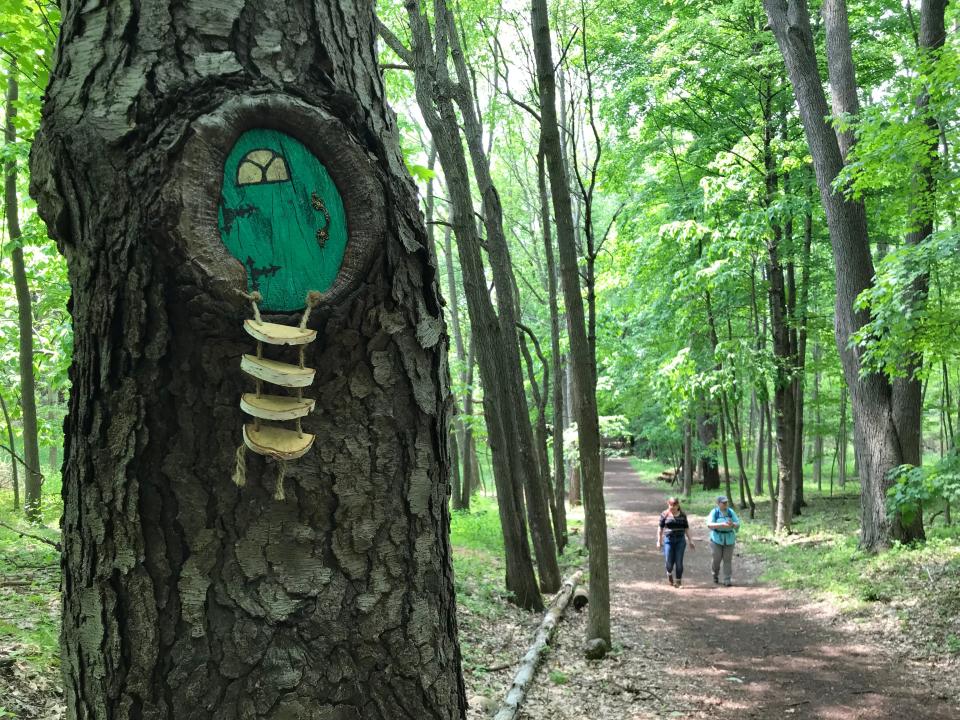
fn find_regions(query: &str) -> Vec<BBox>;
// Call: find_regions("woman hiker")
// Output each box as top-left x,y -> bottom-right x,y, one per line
707,495 -> 741,586
657,497 -> 695,588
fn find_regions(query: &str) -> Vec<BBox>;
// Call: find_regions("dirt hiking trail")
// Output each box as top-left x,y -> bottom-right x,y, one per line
516,458 -> 958,719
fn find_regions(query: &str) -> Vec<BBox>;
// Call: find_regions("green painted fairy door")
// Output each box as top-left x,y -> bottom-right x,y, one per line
218,129 -> 347,312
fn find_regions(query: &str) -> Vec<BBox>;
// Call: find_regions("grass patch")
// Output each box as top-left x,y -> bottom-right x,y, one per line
0,466 -> 65,718
630,456 -> 960,658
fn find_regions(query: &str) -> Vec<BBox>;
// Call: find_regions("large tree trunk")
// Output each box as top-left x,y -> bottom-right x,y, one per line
696,410 -> 721,491
532,0 -> 611,654
764,0 -> 924,549
383,6 -> 543,609
32,2 -> 466,717
889,0 -> 948,538
5,71 -> 43,522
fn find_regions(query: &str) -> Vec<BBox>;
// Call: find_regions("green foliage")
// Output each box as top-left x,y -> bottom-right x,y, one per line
548,669 -> 569,685
0,482 -> 62,673
887,450 -> 960,526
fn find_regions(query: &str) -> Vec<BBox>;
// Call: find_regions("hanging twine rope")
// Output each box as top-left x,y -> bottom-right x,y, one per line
299,291 -> 323,329
232,444 -> 247,487
239,290 -> 264,324
274,460 -> 287,501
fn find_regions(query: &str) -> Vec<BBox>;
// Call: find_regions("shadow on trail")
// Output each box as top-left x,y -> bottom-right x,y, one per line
602,457 -> 956,720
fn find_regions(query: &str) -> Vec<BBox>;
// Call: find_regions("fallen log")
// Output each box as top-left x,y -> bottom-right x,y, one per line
492,570 -> 583,720
572,586 -> 589,611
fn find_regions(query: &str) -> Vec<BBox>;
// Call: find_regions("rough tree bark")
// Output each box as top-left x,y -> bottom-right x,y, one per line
6,70 -> 43,522
31,2 -> 466,717
532,0 -> 611,653
764,0 -> 926,549
696,410 -> 721,491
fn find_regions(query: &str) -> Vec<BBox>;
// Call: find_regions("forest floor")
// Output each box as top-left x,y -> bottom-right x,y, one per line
497,457 -> 960,720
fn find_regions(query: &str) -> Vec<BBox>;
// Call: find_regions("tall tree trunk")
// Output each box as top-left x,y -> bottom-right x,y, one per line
764,0 -> 926,548
889,0 -> 949,537
718,399 -> 733,503
32,3 -> 467,716
441,1 -> 560,591
762,79 -> 796,533
754,397 -> 766,498
790,204 -> 813,516
442,223 -> 471,512
683,420 -> 694,498
384,8 -> 544,609
519,323 -> 564,557
5,70 -> 43,522
461,340 -> 476,505
532,0 -> 610,653
47,388 -> 60,472
839,384 -> 849,488
812,345 -> 824,490
539,147 -> 568,553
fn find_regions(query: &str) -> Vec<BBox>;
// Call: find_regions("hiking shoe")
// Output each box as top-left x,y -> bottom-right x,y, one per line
667,574 -> 674,586
723,581 -> 732,587
713,575 -> 719,584
675,580 -> 682,589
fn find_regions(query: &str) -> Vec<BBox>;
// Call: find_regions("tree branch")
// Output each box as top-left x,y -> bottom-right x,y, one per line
0,520 -> 61,552
0,443 -> 44,481
377,19 -> 414,66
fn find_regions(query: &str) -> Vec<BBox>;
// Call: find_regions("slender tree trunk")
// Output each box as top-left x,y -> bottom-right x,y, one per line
762,80 -> 796,534
442,224 -> 470,512
385,8 -> 544,609
812,345 -> 824,490
519,323 -> 564,557
532,0 -> 610,652
441,0 -> 560,591
461,341 -> 476,505
33,4 -> 469,716
754,398 -> 766,498
790,204 -> 812,515
683,420 -> 694,498
539,147 -> 568,553
0,392 -> 19,510
765,401 -> 777,526
568,463 -> 581,506
450,428 -> 463,510
47,388 -> 59,472
718,399 -> 733,503
5,70 -> 42,522
839,384 -> 849,488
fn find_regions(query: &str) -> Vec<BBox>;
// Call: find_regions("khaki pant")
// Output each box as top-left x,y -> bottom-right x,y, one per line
711,541 -> 734,584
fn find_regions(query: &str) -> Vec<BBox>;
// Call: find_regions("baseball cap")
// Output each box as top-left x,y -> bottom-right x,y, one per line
717,495 -> 729,504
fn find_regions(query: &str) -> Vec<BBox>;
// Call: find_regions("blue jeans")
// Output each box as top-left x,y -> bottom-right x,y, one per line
664,535 -> 686,579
